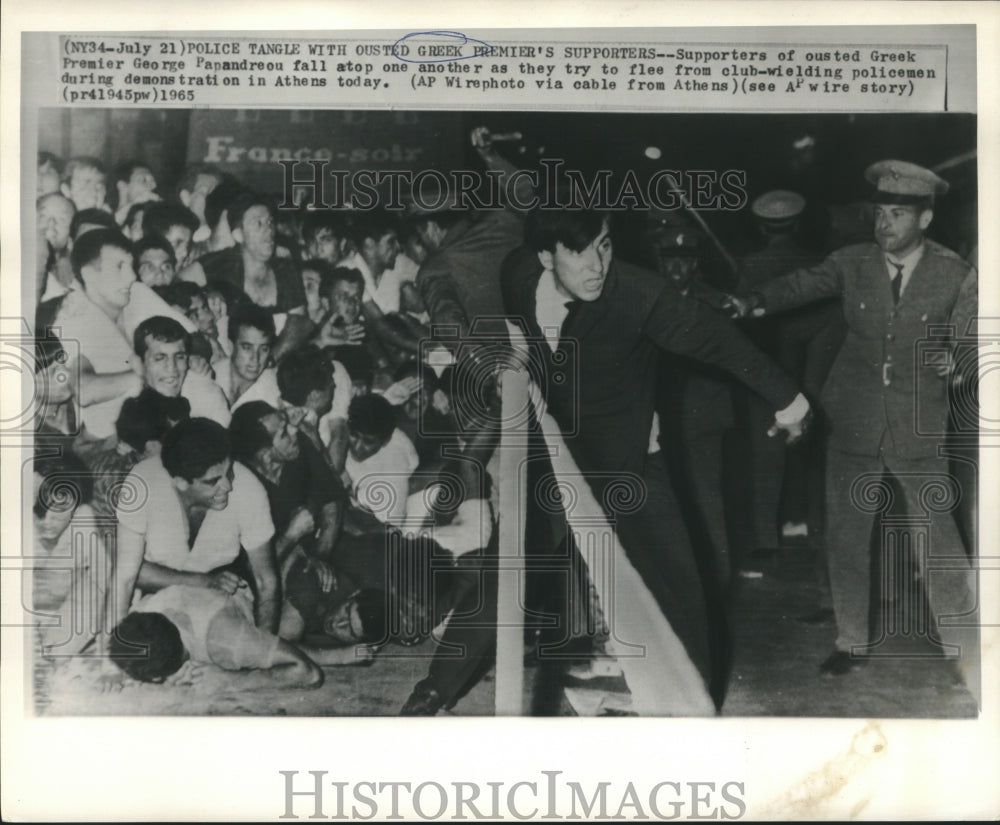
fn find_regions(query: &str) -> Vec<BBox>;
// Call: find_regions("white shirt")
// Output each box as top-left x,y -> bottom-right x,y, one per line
213,359 -> 281,412
116,457 -> 274,573
346,428 -> 419,527
52,289 -> 135,438
120,282 -> 198,342
342,251 -> 403,315
181,370 -> 232,426
884,242 -> 925,299
534,268 -> 571,353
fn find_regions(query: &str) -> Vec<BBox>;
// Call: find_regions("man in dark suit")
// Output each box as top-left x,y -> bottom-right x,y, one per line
728,160 -> 978,682
501,208 -> 810,697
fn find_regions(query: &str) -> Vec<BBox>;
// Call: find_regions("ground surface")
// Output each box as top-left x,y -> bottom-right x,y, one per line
35,546 -> 978,719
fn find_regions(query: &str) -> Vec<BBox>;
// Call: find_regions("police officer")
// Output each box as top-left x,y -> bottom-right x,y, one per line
727,161 -> 978,682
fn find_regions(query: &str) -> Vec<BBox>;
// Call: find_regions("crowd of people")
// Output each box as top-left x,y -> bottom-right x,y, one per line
30,124 -> 979,715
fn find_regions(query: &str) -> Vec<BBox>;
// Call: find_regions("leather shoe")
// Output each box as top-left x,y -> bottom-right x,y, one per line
819,650 -> 866,677
400,678 -> 445,716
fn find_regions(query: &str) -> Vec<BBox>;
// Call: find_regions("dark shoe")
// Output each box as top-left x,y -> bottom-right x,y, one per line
400,678 -> 444,716
819,650 -> 866,677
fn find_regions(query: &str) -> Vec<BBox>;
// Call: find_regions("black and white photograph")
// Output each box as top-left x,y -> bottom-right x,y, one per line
3,5 -> 998,821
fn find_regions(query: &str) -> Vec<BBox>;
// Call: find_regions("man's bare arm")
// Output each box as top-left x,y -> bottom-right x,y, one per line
245,539 -> 281,633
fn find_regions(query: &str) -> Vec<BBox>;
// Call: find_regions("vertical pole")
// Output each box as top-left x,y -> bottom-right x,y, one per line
494,358 -> 528,715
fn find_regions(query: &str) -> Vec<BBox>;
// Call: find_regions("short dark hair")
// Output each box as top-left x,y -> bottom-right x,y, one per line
161,417 -> 231,482
116,387 -> 191,452
227,192 -> 274,234
109,612 -> 186,683
69,228 -> 132,279
524,208 -> 610,254
300,258 -> 334,282
188,332 -> 214,363
133,233 -> 177,270
301,210 -> 344,245
156,281 -> 203,315
320,266 -> 365,304
347,393 -> 395,444
69,208 -> 116,241
347,209 -> 399,249
228,401 -> 280,467
33,449 -> 93,518
133,315 -> 190,359
227,302 -> 276,346
277,345 -> 333,407
142,202 -> 198,238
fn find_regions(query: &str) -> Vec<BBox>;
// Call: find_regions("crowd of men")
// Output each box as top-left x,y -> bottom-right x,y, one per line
30,125 -> 979,715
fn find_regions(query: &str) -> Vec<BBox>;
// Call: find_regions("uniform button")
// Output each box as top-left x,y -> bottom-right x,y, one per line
886,354 -> 893,361
886,334 -> 894,342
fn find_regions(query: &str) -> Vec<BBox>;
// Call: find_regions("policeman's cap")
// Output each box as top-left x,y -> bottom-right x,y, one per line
864,159 -> 948,205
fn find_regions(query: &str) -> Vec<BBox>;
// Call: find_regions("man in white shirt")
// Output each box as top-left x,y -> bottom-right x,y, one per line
48,229 -> 143,441
132,316 -> 231,426
213,303 -> 281,412
104,417 -> 280,651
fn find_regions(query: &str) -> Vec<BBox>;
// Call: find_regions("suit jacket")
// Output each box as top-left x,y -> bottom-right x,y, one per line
501,247 -> 799,477
755,240 -> 976,459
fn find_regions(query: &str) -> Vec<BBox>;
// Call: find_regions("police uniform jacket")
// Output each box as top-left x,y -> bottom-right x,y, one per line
755,240 -> 976,459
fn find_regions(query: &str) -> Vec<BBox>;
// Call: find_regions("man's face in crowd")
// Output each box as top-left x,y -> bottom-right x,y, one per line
302,268 -> 322,314
874,204 -> 931,258
163,224 -> 193,267
137,247 -> 176,287
62,166 -> 107,211
262,411 -> 300,463
38,161 -> 62,197
307,227 -> 341,263
237,205 -> 276,262
81,244 -> 135,311
121,167 -> 157,204
404,233 -> 430,265
369,230 -> 400,271
326,279 -> 363,325
324,597 -> 368,645
542,220 -> 613,302
231,324 -> 272,383
142,336 -> 189,398
37,194 -> 74,251
185,294 -> 217,337
180,458 -> 235,511
347,428 -> 385,463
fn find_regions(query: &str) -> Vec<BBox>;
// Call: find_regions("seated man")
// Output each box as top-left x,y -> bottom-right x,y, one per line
344,393 -> 418,529
108,584 -> 368,690
32,450 -> 110,658
141,202 -> 199,271
133,316 -> 230,426
133,235 -> 177,289
229,400 -> 349,641
36,192 -> 76,301
44,229 -> 143,445
156,281 -> 228,364
102,418 -> 281,671
213,303 -> 281,412
112,160 -> 160,227
186,193 -> 312,360
60,156 -> 107,213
